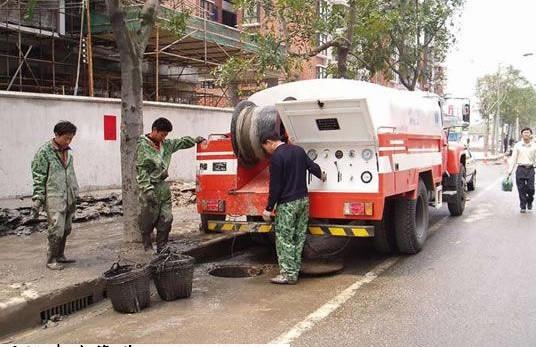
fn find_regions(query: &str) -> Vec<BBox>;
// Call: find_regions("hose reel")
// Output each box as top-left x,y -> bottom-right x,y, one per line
230,101 -> 283,167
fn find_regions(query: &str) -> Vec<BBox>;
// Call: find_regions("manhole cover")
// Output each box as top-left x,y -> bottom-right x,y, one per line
209,265 -> 263,278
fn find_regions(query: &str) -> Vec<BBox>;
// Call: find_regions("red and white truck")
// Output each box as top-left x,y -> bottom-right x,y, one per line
196,79 -> 470,254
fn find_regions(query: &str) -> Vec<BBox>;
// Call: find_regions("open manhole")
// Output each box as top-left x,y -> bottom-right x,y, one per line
209,265 -> 263,278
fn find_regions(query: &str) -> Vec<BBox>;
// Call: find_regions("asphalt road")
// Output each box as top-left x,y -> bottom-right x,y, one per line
8,160 -> 536,346
293,161 -> 536,347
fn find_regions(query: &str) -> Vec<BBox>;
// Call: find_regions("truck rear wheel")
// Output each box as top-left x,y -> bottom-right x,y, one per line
448,165 -> 467,216
200,214 -> 226,233
372,200 -> 397,254
394,180 -> 429,254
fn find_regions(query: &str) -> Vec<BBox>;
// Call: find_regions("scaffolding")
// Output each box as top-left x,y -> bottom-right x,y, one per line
0,0 -> 257,106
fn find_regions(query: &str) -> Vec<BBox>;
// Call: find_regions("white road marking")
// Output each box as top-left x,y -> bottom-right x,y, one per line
270,257 -> 399,345
270,173 -> 502,345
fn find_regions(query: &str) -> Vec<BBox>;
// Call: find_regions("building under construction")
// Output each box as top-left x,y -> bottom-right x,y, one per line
0,0 -> 260,106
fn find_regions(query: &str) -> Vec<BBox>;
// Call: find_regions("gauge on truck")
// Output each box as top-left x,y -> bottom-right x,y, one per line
361,171 -> 373,183
335,150 -> 344,159
307,149 -> 318,161
362,148 -> 373,161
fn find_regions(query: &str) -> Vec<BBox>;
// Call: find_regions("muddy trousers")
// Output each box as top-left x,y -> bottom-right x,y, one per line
46,197 -> 76,263
138,181 -> 173,252
516,166 -> 535,209
274,197 -> 310,281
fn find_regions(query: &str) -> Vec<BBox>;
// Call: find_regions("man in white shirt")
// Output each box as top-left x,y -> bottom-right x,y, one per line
508,127 -> 536,213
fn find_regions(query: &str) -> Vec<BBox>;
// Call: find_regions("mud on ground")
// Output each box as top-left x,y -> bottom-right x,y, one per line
0,181 -> 197,237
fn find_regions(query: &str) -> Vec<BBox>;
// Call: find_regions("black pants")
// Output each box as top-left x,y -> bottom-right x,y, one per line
516,166 -> 535,209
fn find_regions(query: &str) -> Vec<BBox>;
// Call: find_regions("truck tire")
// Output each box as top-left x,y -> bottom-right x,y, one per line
448,165 -> 467,216
372,200 -> 397,254
200,214 -> 226,233
467,171 -> 476,191
394,179 -> 429,254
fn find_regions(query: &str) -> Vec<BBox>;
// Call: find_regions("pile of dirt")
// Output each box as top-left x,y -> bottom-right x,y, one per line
0,181 -> 197,237
170,181 -> 197,207
0,194 -> 123,237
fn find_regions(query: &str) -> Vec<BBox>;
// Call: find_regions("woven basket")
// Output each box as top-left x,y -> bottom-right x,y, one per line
150,253 -> 195,301
103,263 -> 151,313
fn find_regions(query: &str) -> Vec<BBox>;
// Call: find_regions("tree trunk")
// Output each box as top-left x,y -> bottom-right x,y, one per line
120,57 -> 144,242
106,0 -> 158,242
337,45 -> 350,79
491,115 -> 497,155
484,117 -> 490,156
336,0 -> 356,79
228,82 -> 240,107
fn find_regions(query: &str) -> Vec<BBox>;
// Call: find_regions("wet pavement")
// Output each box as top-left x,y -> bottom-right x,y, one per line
5,161 -> 536,346
0,204 -> 201,304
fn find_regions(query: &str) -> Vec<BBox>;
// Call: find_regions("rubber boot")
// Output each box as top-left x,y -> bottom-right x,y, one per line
142,233 -> 153,252
57,235 -> 75,263
155,229 -> 170,254
46,241 -> 64,270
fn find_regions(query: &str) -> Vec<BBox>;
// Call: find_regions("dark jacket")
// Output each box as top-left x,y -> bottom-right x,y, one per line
266,144 -> 322,211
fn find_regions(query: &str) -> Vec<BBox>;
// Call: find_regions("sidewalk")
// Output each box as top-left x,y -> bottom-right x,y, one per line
472,151 -> 507,161
0,202 -> 243,337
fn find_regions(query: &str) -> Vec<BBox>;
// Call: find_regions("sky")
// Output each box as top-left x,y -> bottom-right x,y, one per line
445,0 -> 536,117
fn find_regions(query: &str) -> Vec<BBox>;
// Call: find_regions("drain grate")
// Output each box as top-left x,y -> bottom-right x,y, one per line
40,295 -> 94,322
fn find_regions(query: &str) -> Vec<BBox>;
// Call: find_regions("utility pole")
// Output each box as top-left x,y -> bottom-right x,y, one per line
85,0 -> 95,96
492,65 -> 501,155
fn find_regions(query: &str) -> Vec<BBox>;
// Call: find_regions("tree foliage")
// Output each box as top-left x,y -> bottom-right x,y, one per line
215,0 -> 464,92
476,66 -> 536,129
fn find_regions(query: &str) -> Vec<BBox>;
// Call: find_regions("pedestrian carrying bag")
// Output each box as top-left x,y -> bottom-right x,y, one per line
502,176 -> 513,192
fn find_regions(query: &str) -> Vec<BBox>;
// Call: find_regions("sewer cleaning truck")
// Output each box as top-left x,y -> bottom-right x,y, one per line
195,79 -> 470,254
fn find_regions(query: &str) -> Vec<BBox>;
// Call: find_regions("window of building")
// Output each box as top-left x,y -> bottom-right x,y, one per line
201,80 -> 216,89
318,0 -> 329,20
316,65 -> 328,79
200,0 -> 218,21
222,10 -> 237,27
243,4 -> 260,25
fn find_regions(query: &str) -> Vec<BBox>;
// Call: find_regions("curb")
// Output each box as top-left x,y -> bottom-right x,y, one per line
0,278 -> 105,339
0,232 -> 252,340
474,154 -> 506,162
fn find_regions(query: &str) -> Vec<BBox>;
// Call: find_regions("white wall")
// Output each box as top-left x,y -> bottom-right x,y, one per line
0,91 -> 232,198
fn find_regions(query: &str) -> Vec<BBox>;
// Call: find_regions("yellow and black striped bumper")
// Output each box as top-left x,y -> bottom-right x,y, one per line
207,221 -> 374,237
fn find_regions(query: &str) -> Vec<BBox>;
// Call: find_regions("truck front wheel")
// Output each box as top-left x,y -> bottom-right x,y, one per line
394,179 -> 430,254
448,165 -> 467,216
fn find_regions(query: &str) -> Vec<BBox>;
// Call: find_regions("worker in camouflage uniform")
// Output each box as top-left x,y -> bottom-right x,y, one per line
261,131 -> 326,284
31,121 -> 79,270
137,117 -> 205,253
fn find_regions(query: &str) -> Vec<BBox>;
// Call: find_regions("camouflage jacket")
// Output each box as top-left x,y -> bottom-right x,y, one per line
136,135 -> 196,193
31,140 -> 79,204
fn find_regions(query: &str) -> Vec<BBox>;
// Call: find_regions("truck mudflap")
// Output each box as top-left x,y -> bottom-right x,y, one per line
206,221 -> 374,237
